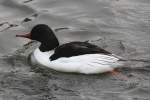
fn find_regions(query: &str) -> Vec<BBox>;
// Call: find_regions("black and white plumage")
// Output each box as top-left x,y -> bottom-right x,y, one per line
50,41 -> 111,60
16,24 -> 124,74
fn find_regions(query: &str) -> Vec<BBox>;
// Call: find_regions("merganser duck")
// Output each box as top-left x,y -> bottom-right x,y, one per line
16,24 -> 124,74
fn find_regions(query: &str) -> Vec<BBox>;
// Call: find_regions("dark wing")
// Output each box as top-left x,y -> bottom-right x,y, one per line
50,41 -> 111,60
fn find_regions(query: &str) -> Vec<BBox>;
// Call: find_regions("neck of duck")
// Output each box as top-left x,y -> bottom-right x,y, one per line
39,37 -> 59,52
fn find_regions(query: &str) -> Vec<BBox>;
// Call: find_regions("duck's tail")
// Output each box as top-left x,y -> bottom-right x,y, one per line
111,54 -> 150,63
119,59 -> 150,63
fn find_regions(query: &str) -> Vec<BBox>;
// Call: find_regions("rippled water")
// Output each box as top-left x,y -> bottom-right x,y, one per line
0,0 -> 150,100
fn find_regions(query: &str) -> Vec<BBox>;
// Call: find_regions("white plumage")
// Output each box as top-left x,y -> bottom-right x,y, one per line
30,48 -> 124,74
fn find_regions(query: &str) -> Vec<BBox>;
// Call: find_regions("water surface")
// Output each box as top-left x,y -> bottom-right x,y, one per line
0,0 -> 150,100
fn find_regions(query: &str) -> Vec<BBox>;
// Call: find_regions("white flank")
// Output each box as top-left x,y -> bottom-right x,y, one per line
31,48 -> 124,74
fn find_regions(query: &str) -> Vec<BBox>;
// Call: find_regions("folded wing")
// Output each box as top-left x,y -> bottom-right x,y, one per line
49,54 -> 124,74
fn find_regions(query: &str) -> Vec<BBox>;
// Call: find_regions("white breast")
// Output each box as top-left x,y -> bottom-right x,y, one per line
31,48 -> 124,74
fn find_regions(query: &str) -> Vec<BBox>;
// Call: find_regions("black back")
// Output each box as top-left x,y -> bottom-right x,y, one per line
50,41 -> 111,60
